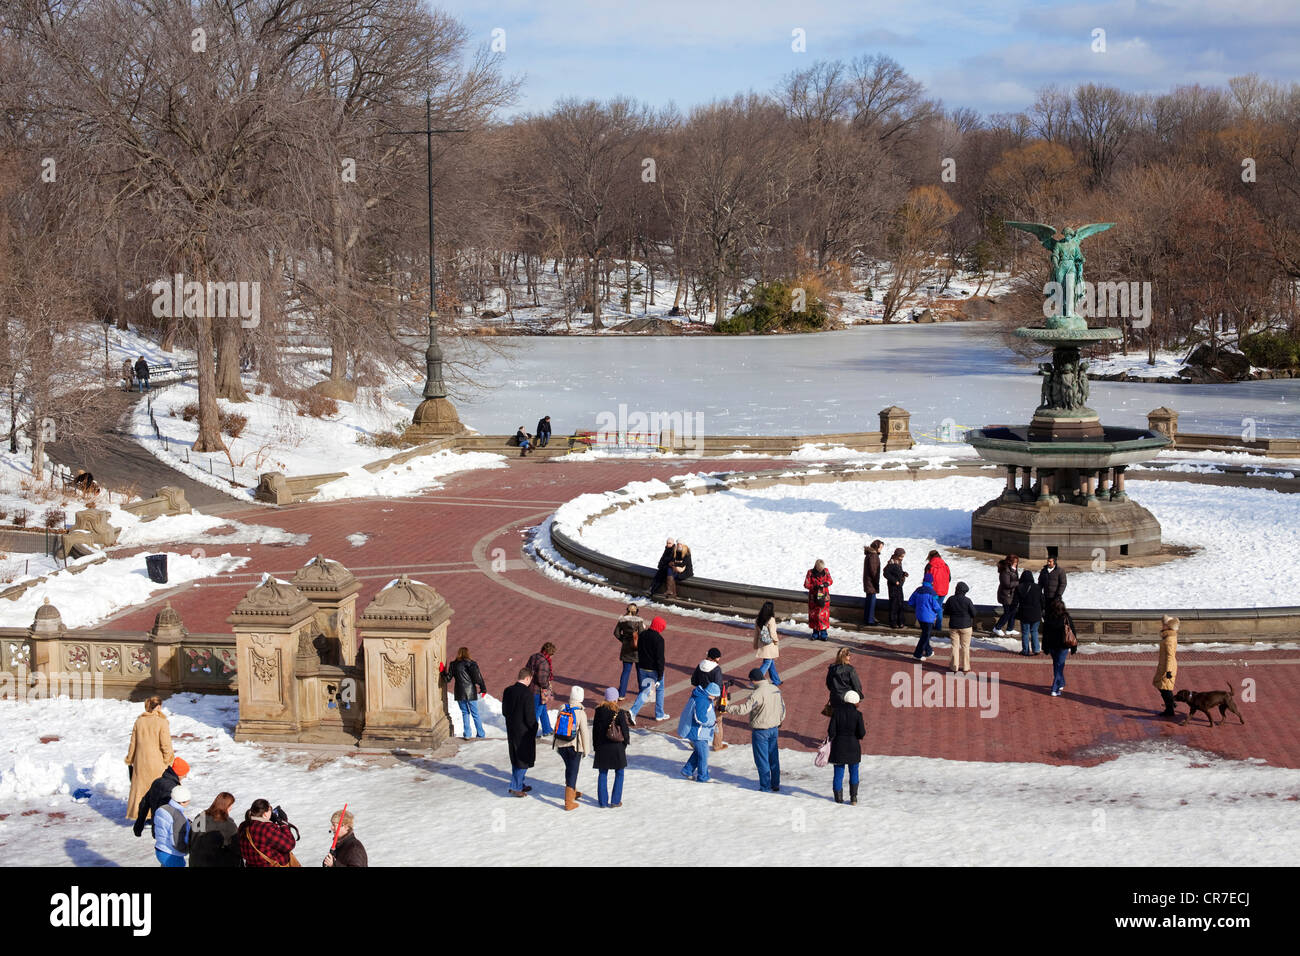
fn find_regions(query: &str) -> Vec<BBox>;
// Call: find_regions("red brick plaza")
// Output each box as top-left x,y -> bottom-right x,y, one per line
108,458 -> 1300,769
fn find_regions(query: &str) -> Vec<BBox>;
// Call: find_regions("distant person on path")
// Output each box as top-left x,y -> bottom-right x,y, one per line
1016,569 -> 1044,655
1154,615 -> 1180,717
691,647 -> 728,750
925,550 -> 951,631
752,600 -> 782,685
628,616 -> 669,724
125,695 -> 173,820
649,538 -> 676,596
238,799 -> 297,867
189,792 -> 239,868
726,667 -> 786,792
884,548 -> 909,628
1041,597 -> 1077,697
122,357 -> 135,389
862,540 -> 883,625
535,415 -> 552,447
526,642 -> 556,736
552,686 -> 592,811
502,668 -> 538,796
992,555 -> 1021,636
945,581 -> 976,674
134,355 -> 150,392
1039,554 -> 1067,604
133,757 -> 190,837
446,646 -> 488,739
677,682 -> 720,782
825,647 -> 862,712
908,574 -> 942,661
828,690 -> 866,805
592,688 -> 631,808
804,559 -> 833,640
323,809 -> 368,867
152,784 -> 191,867
613,603 -> 644,697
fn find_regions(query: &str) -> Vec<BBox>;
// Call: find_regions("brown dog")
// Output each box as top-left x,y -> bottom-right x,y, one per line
1173,682 -> 1245,728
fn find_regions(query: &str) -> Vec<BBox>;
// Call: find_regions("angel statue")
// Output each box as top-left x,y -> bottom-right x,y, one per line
1006,221 -> 1114,319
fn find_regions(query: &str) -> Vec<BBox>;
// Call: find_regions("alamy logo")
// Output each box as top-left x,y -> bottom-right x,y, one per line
151,273 -> 260,328
890,664 -> 1000,718
49,886 -> 151,936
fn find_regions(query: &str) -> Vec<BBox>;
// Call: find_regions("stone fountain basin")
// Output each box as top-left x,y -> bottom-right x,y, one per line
967,425 -> 1171,469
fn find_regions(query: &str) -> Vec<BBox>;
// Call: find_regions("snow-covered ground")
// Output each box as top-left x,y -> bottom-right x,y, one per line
557,472 -> 1300,609
1087,349 -> 1190,380
311,450 -> 508,500
0,694 -> 1294,866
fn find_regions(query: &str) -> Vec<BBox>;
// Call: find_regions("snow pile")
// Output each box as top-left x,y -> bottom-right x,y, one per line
1087,349 -> 1191,380
311,450 -> 508,501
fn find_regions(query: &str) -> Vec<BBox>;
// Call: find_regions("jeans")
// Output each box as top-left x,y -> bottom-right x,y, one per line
934,605 -> 943,632
598,768 -> 624,807
682,738 -> 711,781
510,766 -> 529,791
832,763 -> 860,791
863,592 -> 878,625
1021,620 -> 1041,653
629,670 -> 664,719
558,745 -> 581,789
913,621 -> 934,659
618,661 -> 638,698
457,699 -> 485,738
1050,647 -> 1068,693
156,849 -> 184,867
757,659 -> 782,683
534,692 -> 552,736
138,379 -> 149,393
995,602 -> 1017,631
538,433 -> 550,447
751,726 -> 780,790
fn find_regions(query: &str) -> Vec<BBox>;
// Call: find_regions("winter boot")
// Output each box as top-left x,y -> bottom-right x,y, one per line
665,576 -> 677,598
564,786 -> 578,811
833,790 -> 844,804
850,784 -> 859,805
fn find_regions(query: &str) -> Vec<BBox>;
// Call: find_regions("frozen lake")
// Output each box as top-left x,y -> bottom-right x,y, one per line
418,324 -> 1300,439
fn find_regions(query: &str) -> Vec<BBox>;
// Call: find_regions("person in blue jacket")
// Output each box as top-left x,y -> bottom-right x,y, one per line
152,784 -> 192,867
908,574 -> 943,661
677,682 -> 719,782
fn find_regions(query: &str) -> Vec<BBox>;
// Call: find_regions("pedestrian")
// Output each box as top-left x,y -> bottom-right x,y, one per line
726,667 -> 786,792
189,792 -> 240,868
649,538 -> 676,596
884,548 -> 909,628
502,668 -> 538,797
1041,597 -> 1077,697
125,695 -> 173,821
134,355 -> 150,392
628,615 -> 669,724
1016,569 -> 1044,655
446,646 -> 488,739
824,647 -> 862,713
553,686 -> 592,811
133,756 -> 190,838
925,550 -> 951,631
804,559 -> 833,640
592,687 -> 631,808
862,539 -> 883,626
664,539 -> 693,597
752,600 -> 782,685
1039,554 -> 1067,604
691,647 -> 728,751
526,641 -> 556,737
121,357 -> 135,390
908,574 -> 942,661
323,809 -> 368,867
992,554 -> 1020,636
152,784 -> 192,867
535,415 -> 552,448
1154,615 -> 1180,717
514,425 -> 532,457
827,690 -> 866,805
945,581 -> 976,674
677,682 -> 719,782
238,799 -> 298,867
613,603 -> 644,697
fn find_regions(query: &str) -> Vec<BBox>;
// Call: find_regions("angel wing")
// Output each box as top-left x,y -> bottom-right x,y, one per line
1073,222 -> 1115,241
1005,221 -> 1060,246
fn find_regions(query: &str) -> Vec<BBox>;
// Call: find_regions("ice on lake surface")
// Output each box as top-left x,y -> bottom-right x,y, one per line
413,325 -> 1299,438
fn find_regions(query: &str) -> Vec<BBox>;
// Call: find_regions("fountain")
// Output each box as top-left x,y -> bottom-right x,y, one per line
966,221 -> 1171,560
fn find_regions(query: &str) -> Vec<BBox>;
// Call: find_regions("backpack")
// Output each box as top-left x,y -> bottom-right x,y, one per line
758,621 -> 774,645
554,706 -> 579,741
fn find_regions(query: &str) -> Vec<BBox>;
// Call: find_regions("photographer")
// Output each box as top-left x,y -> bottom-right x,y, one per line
238,798 -> 299,867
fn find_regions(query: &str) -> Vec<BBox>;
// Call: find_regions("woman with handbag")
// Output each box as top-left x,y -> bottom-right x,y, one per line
824,647 -> 862,716
1041,597 -> 1077,697
827,690 -> 866,805
804,559 -> 833,640
592,687 -> 632,808
753,601 -> 782,685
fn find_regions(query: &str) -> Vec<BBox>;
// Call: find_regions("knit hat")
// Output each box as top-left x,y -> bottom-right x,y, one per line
748,667 -> 766,681
172,757 -> 189,777
707,647 -> 721,660
704,682 -> 721,697
843,690 -> 861,705
1162,615 -> 1180,629
604,687 -> 619,702
650,616 -> 667,632
171,785 -> 191,804
922,573 -> 933,587
569,686 -> 585,706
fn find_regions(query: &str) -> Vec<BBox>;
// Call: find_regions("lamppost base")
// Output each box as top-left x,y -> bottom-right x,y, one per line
405,397 -> 466,440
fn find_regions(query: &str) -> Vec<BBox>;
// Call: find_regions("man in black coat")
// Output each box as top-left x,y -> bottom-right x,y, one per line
133,355 -> 150,392
883,548 -> 909,628
628,617 -> 668,724
535,415 -> 552,447
502,669 -> 537,796
132,763 -> 186,837
1039,556 -> 1067,604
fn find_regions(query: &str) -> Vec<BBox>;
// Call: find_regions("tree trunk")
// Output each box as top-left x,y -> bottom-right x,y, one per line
192,254 -> 227,453
216,321 -> 249,402
161,315 -> 178,352
589,257 -> 603,330
31,406 -> 44,481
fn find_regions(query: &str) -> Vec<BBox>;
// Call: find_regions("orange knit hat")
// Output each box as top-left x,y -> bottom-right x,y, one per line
172,757 -> 190,777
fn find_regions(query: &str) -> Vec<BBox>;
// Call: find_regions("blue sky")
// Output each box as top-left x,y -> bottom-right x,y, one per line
441,0 -> 1300,117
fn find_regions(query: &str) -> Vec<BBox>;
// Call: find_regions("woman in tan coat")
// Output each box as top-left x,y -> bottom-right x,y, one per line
125,696 -> 173,819
753,601 -> 782,685
1154,615 -> 1179,717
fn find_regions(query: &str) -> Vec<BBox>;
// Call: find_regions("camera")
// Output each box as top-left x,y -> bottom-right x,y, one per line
270,805 -> 290,826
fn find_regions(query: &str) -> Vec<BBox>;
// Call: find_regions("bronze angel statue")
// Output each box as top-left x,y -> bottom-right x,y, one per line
1006,221 -> 1114,317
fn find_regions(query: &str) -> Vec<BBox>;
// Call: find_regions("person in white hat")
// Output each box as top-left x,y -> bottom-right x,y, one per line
552,685 -> 591,811
827,690 -> 865,805
153,784 -> 191,867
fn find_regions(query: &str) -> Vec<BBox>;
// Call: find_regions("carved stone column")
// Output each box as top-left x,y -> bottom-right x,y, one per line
149,601 -> 187,693
229,577 -> 317,742
291,556 -> 362,668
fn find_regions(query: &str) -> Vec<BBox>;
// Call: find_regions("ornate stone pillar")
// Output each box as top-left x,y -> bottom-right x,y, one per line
878,406 -> 912,451
149,601 -> 187,693
1003,466 -> 1018,500
1147,407 -> 1178,447
26,597 -> 66,688
229,577 -> 317,742
1112,465 -> 1129,501
1037,470 -> 1054,504
358,575 -> 453,750
291,556 -> 362,668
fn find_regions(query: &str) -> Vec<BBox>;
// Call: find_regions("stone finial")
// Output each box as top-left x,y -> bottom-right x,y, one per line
231,575 -> 312,618
29,596 -> 66,638
291,554 -> 358,594
150,600 -> 188,644
359,574 -> 446,623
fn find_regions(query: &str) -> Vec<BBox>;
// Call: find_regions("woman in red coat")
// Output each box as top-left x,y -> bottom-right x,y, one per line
804,559 -> 833,641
